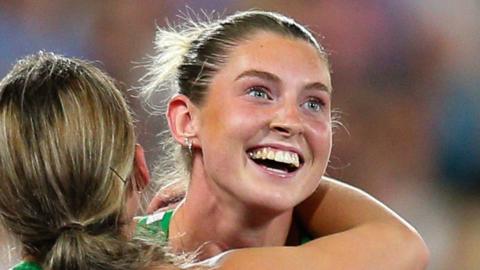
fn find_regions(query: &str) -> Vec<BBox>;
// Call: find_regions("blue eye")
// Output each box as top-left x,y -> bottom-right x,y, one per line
247,87 -> 271,100
303,98 -> 324,112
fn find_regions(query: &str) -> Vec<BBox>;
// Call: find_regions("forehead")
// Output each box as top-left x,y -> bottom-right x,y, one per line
217,31 -> 332,91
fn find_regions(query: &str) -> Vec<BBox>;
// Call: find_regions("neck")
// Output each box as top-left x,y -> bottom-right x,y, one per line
168,157 -> 293,260
21,255 -> 39,265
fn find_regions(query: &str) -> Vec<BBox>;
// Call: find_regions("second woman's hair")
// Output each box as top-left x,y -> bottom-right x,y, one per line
0,52 -> 171,270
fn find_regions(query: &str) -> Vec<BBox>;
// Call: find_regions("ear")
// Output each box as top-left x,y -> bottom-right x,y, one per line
133,144 -> 149,189
166,94 -> 199,146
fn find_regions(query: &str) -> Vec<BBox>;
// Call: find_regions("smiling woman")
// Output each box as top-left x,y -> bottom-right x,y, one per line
140,10 -> 429,269
184,31 -> 332,212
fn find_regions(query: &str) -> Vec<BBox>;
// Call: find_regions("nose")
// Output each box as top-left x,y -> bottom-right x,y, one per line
269,102 -> 304,137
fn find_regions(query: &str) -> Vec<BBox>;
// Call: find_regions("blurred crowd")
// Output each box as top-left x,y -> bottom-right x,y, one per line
1,1 -> 478,269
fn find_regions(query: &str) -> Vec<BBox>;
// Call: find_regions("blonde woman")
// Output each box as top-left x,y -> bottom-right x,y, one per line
0,52 -> 176,270
141,10 -> 430,269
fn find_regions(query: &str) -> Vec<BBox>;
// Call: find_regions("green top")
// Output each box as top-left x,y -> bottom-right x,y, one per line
10,261 -> 42,270
137,210 -> 312,244
136,210 -> 173,240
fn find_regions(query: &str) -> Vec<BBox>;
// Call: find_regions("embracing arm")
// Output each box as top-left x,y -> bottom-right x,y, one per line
215,221 -> 426,269
293,176 -> 429,269
210,177 -> 429,270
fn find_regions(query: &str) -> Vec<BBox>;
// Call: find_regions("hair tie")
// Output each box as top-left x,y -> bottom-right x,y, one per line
58,222 -> 85,233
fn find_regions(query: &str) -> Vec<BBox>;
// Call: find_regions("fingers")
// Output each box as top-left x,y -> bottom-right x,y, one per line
147,193 -> 167,214
146,182 -> 187,214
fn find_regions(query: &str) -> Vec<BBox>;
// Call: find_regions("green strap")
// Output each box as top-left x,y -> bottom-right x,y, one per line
135,210 -> 173,241
11,261 -> 42,270
160,210 -> 173,239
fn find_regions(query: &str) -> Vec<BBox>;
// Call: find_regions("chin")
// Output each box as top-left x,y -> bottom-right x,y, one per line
241,191 -> 303,214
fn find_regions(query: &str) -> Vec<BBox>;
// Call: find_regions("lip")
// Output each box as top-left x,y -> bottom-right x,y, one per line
246,154 -> 300,179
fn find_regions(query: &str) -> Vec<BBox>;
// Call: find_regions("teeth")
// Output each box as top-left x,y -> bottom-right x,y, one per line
248,147 -> 300,168
262,148 -> 268,159
267,150 -> 275,160
274,151 -> 284,163
292,154 -> 298,167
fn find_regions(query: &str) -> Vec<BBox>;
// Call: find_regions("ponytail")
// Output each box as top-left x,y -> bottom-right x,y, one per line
46,229 -> 90,270
45,229 -> 171,270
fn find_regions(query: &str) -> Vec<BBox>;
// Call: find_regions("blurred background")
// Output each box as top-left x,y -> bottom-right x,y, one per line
0,0 -> 478,269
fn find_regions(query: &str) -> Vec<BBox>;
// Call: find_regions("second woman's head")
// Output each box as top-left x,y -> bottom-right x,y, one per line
143,10 -> 332,211
0,52 -> 161,270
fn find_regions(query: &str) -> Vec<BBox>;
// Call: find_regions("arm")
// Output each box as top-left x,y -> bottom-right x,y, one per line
289,176 -> 429,269
296,176 -> 414,235
216,222 -> 427,270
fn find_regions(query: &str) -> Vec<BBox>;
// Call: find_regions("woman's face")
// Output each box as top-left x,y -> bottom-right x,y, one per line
195,31 -> 332,211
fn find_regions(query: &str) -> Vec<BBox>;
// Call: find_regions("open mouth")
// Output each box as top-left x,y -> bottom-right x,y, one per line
247,147 -> 303,174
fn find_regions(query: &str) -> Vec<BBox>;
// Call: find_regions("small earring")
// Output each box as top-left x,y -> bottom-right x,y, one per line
184,137 -> 193,155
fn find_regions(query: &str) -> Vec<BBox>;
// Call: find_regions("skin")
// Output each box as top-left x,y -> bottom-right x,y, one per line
123,145 -> 150,238
163,32 -> 429,269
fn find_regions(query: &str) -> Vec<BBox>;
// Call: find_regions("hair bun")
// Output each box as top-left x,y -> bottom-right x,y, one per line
140,20 -> 210,114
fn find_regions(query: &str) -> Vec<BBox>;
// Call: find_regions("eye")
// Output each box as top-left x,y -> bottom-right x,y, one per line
302,98 -> 325,112
247,86 -> 271,100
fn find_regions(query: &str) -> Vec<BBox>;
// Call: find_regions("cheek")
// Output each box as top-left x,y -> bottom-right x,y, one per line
227,107 -> 270,134
307,121 -> 332,158
201,102 -> 269,142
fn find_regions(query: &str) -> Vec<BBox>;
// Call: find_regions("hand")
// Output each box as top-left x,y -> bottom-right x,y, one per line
147,180 -> 186,214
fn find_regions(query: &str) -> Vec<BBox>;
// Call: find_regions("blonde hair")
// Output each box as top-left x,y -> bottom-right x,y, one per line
0,52 -> 173,270
140,10 -> 330,186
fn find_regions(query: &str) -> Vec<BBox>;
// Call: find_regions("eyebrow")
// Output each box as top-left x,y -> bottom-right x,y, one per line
235,69 -> 332,94
304,82 -> 332,94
